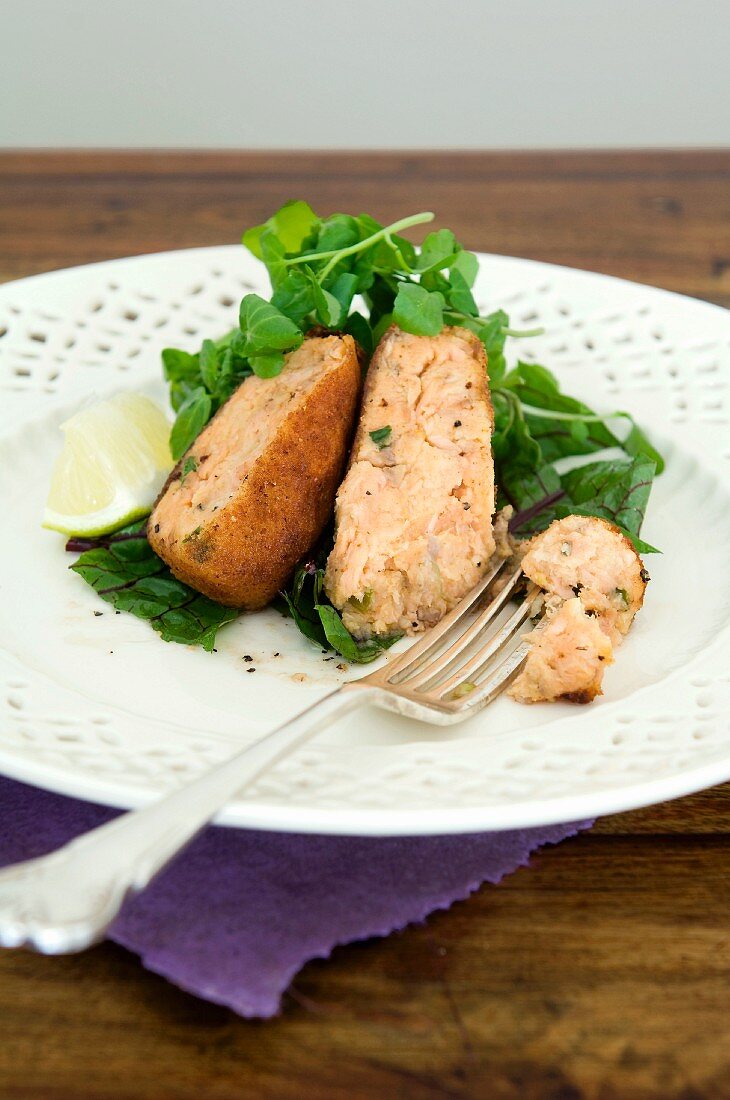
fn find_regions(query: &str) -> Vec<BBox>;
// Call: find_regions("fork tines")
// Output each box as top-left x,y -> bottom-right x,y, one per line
373,560 -> 541,713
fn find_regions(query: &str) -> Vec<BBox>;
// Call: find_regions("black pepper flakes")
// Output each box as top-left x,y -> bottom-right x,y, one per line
93,611 -> 103,617
336,663 -> 347,671
247,667 -> 256,673
154,523 -> 160,533
454,420 -> 462,427
243,655 -> 253,662
463,502 -> 471,511
273,652 -> 280,657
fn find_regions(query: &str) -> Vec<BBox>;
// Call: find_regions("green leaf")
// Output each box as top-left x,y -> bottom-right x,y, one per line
501,461 -> 562,514
278,555 -> 401,663
420,271 -> 451,298
318,288 -> 343,328
161,347 -> 199,383
259,231 -> 288,288
370,232 -> 417,274
213,328 -> 242,352
622,416 -> 665,475
314,604 -> 401,664
393,283 -> 445,336
242,225 -> 265,261
503,361 -> 620,461
351,257 -> 376,295
162,347 -> 202,411
371,311 -> 395,346
328,272 -> 359,321
169,388 -> 212,460
239,294 -> 304,353
279,592 -> 328,649
561,457 -> 656,539
348,589 -> 373,612
215,347 -> 242,401
180,455 -> 199,483
445,269 -> 478,317
451,250 -> 479,287
369,425 -> 392,449
623,533 -> 661,555
491,386 -> 577,523
303,266 -> 342,327
504,360 -> 560,394
354,213 -> 383,237
508,456 -> 659,552
344,311 -> 374,357
70,523 -> 238,650
242,200 -> 320,260
491,389 -> 541,467
416,229 -> 460,273
271,269 -> 316,326
249,352 -> 286,378
460,310 -> 509,383
521,408 -> 613,460
365,275 -> 398,329
569,418 -> 590,445
276,559 -> 329,647
198,339 -> 220,393
315,214 -> 362,254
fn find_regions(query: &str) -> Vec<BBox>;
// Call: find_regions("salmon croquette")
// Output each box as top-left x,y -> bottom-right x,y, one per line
520,514 -> 648,641
509,596 -> 614,705
324,325 -> 496,638
148,334 -> 361,609
510,515 -> 649,704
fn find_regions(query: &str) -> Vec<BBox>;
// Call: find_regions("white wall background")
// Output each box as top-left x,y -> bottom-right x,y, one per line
3,0 -> 729,149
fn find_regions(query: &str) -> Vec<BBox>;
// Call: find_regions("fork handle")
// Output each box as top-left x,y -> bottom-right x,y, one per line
0,683 -> 372,955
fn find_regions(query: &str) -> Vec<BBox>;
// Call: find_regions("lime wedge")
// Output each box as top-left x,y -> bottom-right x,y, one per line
43,393 -> 173,537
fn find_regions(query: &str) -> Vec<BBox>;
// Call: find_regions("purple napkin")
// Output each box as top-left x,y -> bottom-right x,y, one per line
0,776 -> 590,1017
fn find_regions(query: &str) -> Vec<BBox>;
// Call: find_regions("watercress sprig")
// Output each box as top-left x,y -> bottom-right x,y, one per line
162,205 -> 533,459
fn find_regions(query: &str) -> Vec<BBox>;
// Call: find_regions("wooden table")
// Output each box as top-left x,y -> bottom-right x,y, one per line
1,152 -> 728,1100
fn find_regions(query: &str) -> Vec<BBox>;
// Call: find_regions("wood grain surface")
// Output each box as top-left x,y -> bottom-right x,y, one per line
0,151 -> 728,1100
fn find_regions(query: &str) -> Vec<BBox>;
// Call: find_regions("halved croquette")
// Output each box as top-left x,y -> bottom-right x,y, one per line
149,334 -> 361,609
324,325 -> 496,637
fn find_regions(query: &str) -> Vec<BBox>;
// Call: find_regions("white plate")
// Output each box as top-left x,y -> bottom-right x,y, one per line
1,246 -> 729,835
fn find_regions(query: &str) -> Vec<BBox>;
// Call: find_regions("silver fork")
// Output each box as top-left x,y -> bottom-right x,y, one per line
0,560 -> 539,955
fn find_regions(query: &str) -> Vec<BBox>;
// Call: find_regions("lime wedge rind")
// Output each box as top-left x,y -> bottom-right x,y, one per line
42,501 -> 155,539
44,392 -> 173,538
